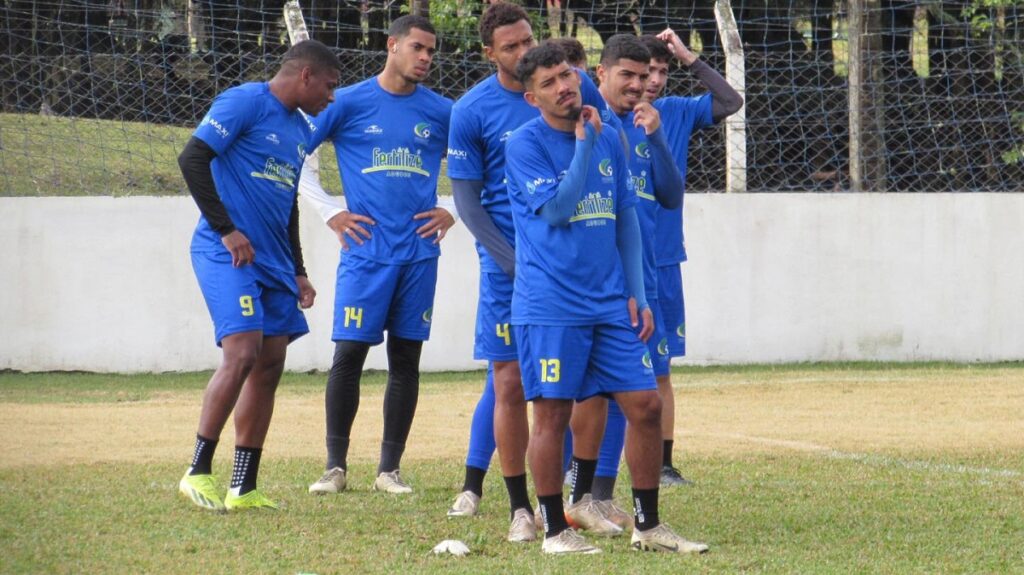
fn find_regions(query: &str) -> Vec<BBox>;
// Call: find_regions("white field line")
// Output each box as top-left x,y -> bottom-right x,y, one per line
705,432 -> 1024,480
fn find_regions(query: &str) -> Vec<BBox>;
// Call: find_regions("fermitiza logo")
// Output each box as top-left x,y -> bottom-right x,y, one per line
250,157 -> 298,188
568,191 -> 615,223
266,133 -> 280,145
414,122 -> 432,139
598,158 -> 613,178
634,142 -> 650,159
361,147 -> 429,177
202,116 -> 230,139
364,124 -> 384,135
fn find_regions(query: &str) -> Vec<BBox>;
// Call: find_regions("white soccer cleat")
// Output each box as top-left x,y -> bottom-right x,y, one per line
447,490 -> 481,517
372,470 -> 413,494
541,528 -> 602,554
631,523 -> 709,554
507,507 -> 538,543
308,467 -> 347,494
594,498 -> 634,531
566,494 -> 624,537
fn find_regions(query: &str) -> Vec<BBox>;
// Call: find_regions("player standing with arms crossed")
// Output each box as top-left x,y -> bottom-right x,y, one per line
640,30 -> 743,484
300,15 -> 455,495
506,42 -> 709,555
177,40 -> 342,512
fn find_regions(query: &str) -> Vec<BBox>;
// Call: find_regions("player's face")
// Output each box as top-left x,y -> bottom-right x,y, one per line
644,58 -> 670,102
597,58 -> 649,114
485,19 -> 536,81
526,62 -> 582,120
390,27 -> 437,84
299,67 -> 340,116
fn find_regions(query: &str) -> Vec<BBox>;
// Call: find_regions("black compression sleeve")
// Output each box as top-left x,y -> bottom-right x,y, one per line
178,136 -> 235,236
288,194 -> 307,277
687,59 -> 744,122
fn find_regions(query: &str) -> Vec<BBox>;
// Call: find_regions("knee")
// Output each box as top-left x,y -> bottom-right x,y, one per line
222,340 -> 261,373
632,392 -> 663,429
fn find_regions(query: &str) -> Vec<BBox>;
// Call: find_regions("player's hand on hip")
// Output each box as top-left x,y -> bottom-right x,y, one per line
633,101 -> 661,135
413,207 -> 456,245
575,105 -> 603,140
327,211 -> 375,251
296,275 -> 317,309
221,230 -> 255,267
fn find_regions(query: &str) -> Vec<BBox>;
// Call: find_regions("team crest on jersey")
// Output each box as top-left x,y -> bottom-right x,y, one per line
297,143 -> 307,161
414,122 -> 432,140
421,307 -> 433,323
657,338 -> 669,356
364,124 -> 384,135
642,351 -> 653,369
598,159 -> 613,177
676,322 -> 686,337
634,142 -> 650,159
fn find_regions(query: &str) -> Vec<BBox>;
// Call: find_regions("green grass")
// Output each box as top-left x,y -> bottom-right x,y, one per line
0,113 -> 453,197
1,365 -> 1022,573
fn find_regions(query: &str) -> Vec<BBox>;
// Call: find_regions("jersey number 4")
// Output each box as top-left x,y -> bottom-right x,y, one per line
496,323 -> 511,346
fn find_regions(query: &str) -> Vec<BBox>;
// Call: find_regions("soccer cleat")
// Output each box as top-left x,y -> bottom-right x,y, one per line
660,465 -> 694,486
565,494 -> 624,537
178,472 -> 226,512
372,470 -> 413,494
507,507 -> 538,542
631,523 -> 709,554
224,488 -> 279,511
541,528 -> 602,554
447,490 -> 480,517
594,498 -> 634,531
309,467 -> 347,494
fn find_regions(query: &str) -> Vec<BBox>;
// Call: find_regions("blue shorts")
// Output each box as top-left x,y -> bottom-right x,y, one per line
332,255 -> 437,344
191,251 -> 309,346
474,272 -> 517,361
645,298 -> 671,377
657,264 -> 686,357
514,318 -> 656,401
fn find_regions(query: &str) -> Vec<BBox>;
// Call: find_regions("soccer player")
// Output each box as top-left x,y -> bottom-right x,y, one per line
505,42 -> 709,555
444,3 -> 613,541
640,30 -> 743,485
565,33 -> 686,529
300,15 -> 455,495
549,37 -> 588,70
176,39 -> 342,512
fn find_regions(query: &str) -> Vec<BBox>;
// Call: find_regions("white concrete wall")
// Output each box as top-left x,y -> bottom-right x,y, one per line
1,194 -> 1021,372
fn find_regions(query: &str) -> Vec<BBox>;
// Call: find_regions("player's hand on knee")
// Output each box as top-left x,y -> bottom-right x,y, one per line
296,275 -> 316,309
327,211 -> 375,250
413,207 -> 456,245
221,230 -> 255,267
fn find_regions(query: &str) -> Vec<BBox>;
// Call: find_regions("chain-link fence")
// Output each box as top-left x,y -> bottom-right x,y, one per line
1,1 -> 1022,195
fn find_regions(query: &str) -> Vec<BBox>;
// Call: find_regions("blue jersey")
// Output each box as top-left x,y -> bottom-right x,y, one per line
653,94 -> 713,266
505,117 -> 636,326
445,70 -> 610,275
310,78 -> 453,264
617,110 -> 659,300
190,82 -> 312,289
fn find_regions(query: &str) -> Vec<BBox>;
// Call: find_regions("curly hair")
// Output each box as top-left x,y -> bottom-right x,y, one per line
479,2 -> 530,48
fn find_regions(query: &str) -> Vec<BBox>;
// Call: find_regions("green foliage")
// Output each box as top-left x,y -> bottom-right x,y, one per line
403,0 -> 483,54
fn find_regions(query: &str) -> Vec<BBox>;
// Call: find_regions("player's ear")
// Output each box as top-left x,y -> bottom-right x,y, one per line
483,44 -> 495,64
596,64 -> 607,84
387,37 -> 397,54
523,90 -> 539,108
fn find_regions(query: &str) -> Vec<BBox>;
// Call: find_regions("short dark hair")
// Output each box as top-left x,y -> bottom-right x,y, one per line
600,34 -> 651,68
516,43 -> 567,88
479,2 -> 530,48
639,35 -> 673,64
281,39 -> 342,74
548,37 -> 587,68
389,14 -> 436,38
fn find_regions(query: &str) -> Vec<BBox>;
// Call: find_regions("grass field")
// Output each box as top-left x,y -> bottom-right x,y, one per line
2,364 -> 1023,574
0,113 -> 453,197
